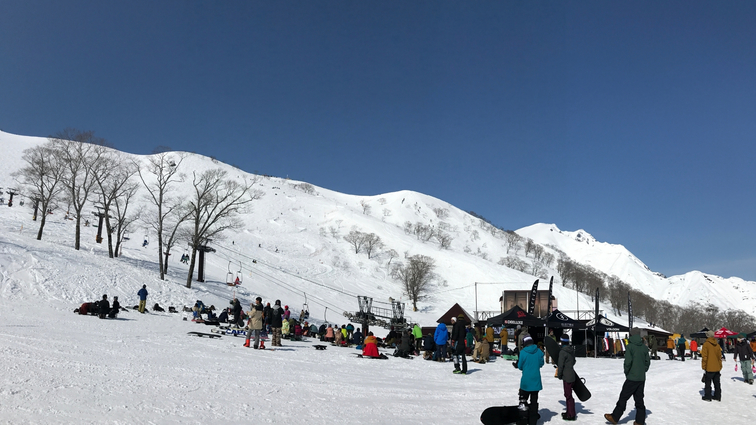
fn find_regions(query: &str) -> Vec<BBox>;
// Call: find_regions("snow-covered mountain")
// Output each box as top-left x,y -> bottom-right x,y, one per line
517,223 -> 756,318
1,129 -> 754,325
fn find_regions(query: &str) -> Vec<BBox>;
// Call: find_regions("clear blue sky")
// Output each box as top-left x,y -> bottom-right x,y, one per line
2,1 -> 755,280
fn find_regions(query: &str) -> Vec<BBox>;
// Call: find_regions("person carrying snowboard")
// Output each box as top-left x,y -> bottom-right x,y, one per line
557,335 -> 577,421
604,327 -> 650,425
517,334 -> 544,425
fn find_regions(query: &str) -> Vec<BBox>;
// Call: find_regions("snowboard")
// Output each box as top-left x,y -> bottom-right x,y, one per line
354,353 -> 389,360
480,406 -> 534,425
543,336 -> 591,401
187,332 -> 221,339
211,328 -> 245,337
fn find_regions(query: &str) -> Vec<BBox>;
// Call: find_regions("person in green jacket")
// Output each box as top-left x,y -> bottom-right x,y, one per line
604,328 -> 651,425
412,324 -> 423,355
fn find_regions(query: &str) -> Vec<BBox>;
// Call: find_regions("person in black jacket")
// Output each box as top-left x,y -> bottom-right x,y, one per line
451,314 -> 468,374
352,328 -> 364,346
423,333 -> 436,360
231,298 -> 244,328
557,335 -> 577,421
394,329 -> 413,358
108,296 -> 121,319
270,300 -> 284,347
98,295 -> 110,319
263,302 -> 273,333
733,337 -> 754,384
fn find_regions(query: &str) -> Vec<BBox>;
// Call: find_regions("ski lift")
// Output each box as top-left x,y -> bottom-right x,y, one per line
226,261 -> 235,286
301,293 -> 310,319
234,261 -> 243,286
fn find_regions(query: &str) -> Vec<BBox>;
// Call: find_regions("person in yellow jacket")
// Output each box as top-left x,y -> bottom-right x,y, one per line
666,337 -> 675,360
700,330 -> 723,402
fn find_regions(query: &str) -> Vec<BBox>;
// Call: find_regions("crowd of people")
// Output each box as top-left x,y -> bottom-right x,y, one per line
76,287 -> 755,425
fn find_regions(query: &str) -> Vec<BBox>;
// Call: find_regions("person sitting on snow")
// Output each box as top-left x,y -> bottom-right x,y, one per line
108,296 -> 121,319
363,332 -> 380,358
98,295 -> 110,319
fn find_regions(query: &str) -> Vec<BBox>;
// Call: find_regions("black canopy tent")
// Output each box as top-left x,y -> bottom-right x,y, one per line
580,314 -> 630,333
485,305 -> 545,327
543,309 -> 588,329
577,315 -> 630,358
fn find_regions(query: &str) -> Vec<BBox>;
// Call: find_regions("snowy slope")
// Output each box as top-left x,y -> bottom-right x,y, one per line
517,223 -> 756,318
1,128 -> 755,324
1,130 -> 755,424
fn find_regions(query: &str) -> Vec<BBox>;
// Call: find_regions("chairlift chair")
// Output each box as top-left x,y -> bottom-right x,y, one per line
226,261 -> 235,286
234,261 -> 243,286
301,294 -> 310,319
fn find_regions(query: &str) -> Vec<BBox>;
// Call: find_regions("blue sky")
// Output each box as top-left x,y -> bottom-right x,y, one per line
2,1 -> 755,280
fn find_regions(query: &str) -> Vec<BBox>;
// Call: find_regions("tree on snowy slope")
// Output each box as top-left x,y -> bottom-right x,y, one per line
92,151 -> 139,258
111,177 -> 141,258
392,254 -> 435,312
137,152 -> 186,280
184,169 -> 262,288
160,204 -> 192,275
13,141 -> 65,240
52,129 -> 108,251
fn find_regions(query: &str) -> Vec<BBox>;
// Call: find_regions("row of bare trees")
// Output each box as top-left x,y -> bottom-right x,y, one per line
556,255 -> 756,335
14,129 -> 263,288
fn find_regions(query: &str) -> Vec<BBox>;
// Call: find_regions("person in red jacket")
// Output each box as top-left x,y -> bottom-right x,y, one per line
690,339 -> 699,360
363,332 -> 380,357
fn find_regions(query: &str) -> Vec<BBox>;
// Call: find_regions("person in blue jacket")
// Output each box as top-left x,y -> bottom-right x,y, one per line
434,322 -> 449,362
137,285 -> 148,313
517,333 -> 545,425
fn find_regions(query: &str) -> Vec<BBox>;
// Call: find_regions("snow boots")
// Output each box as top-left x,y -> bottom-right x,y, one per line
243,339 -> 250,347
259,340 -> 266,349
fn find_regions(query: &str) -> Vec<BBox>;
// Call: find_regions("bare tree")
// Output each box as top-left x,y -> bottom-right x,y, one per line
344,230 -> 366,254
435,231 -> 453,249
137,152 -> 186,280
362,233 -> 383,259
392,254 -> 435,312
385,249 -> 399,268
161,205 -> 192,274
433,207 -> 449,219
112,187 -> 142,258
505,231 -> 523,253
92,152 -> 139,258
524,238 -> 537,257
185,169 -> 262,288
52,129 -> 107,250
13,141 -> 65,240
360,199 -> 372,215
